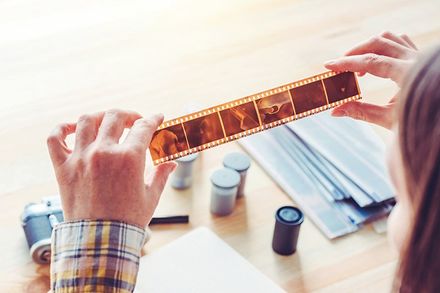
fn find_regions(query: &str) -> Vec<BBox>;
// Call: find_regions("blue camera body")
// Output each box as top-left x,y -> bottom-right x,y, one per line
21,197 -> 63,264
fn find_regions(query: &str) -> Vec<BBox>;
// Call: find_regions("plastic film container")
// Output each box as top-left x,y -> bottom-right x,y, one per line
170,153 -> 199,189
210,168 -> 241,216
272,206 -> 304,255
222,152 -> 250,197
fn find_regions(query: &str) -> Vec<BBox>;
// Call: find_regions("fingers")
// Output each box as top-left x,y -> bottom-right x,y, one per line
380,31 -> 411,49
381,31 -> 418,51
344,35 -> 415,59
331,101 -> 394,129
325,54 -> 409,84
400,34 -> 417,50
145,162 -> 177,201
47,123 -> 76,166
74,112 -> 105,150
96,109 -> 142,143
124,114 -> 164,152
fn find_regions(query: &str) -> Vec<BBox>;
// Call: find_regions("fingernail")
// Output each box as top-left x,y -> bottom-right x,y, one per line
324,59 -> 337,67
331,109 -> 346,117
150,113 -> 164,122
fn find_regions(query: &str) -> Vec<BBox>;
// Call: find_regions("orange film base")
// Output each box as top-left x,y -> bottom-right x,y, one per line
149,71 -> 361,165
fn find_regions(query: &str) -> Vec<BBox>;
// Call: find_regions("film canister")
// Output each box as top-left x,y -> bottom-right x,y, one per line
210,168 -> 241,216
272,206 -> 304,255
223,152 -> 251,198
170,153 -> 199,189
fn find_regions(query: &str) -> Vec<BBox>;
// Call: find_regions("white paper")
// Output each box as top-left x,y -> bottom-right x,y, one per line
135,227 -> 285,293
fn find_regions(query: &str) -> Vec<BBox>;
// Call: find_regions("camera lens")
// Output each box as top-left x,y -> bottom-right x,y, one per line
41,250 -> 51,262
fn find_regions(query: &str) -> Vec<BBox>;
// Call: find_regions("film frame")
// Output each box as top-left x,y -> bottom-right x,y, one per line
150,71 -> 361,165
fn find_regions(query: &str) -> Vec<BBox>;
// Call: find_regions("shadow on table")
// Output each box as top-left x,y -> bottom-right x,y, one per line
23,265 -> 50,293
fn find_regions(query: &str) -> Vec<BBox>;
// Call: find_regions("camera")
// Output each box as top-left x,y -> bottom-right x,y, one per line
21,196 -> 64,264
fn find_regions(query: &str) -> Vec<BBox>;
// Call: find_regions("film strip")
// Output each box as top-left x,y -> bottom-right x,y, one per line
150,71 -> 361,165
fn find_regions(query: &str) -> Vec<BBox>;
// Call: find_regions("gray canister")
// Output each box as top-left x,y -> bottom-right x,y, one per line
210,168 -> 241,216
170,153 -> 199,189
223,152 -> 251,197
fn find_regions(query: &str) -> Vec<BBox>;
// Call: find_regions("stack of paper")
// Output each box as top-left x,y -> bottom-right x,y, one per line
239,112 -> 395,238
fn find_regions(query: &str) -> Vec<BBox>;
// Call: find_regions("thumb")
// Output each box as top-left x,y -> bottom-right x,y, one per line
145,162 -> 177,200
331,101 -> 394,129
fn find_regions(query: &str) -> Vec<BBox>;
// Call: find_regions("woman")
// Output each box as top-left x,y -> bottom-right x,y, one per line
326,32 -> 440,292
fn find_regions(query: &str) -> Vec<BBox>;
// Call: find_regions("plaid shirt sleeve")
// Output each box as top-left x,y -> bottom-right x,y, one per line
50,220 -> 146,293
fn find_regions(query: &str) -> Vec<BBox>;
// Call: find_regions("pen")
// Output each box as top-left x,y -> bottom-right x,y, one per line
149,215 -> 189,225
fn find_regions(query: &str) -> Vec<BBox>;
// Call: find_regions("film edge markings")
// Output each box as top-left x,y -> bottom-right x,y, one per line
149,71 -> 361,165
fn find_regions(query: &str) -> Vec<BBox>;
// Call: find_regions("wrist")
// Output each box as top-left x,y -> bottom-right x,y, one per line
59,218 -> 147,231
61,203 -> 151,228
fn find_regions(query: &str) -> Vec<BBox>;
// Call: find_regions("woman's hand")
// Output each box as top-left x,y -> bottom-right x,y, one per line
325,31 -> 418,129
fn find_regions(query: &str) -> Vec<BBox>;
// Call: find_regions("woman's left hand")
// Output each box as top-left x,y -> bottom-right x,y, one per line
325,31 -> 418,129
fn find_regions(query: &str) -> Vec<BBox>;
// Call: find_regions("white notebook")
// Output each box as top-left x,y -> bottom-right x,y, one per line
135,227 -> 285,293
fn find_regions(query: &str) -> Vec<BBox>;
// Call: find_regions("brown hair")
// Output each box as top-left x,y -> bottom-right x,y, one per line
396,46 -> 440,292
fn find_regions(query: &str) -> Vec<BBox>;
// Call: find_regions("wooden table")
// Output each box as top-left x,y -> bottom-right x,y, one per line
1,0 -> 439,292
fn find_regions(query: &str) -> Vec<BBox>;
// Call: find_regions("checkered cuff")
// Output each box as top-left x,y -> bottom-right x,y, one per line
50,220 -> 146,293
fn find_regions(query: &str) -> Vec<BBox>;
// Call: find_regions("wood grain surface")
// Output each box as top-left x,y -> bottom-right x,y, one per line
1,0 -> 439,292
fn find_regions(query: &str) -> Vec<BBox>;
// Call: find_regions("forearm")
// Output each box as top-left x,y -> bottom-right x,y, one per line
50,220 -> 146,293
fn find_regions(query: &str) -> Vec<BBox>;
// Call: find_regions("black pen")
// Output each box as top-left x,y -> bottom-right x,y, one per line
149,215 -> 189,225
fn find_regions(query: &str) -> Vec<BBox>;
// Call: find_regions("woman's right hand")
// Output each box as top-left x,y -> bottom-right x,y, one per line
325,31 -> 418,129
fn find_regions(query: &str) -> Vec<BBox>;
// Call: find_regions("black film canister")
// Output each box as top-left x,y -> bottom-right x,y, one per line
272,206 -> 304,255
